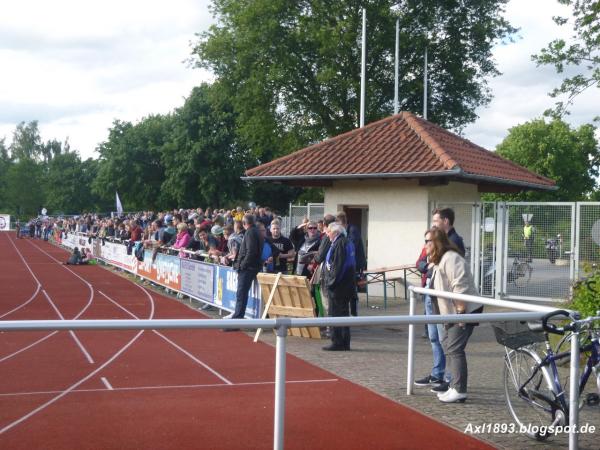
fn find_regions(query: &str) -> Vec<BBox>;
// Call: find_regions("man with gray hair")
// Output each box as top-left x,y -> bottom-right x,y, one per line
322,222 -> 356,351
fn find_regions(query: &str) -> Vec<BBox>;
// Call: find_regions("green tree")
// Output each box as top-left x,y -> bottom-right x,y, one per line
44,151 -> 96,214
493,118 -> 599,201
9,121 -> 42,161
93,115 -> 173,211
533,0 -> 600,116
193,0 -> 516,162
160,83 -> 252,208
0,139 -> 10,211
4,158 -> 45,217
40,138 -> 67,164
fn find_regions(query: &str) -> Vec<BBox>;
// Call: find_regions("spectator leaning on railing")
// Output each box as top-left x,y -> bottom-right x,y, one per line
426,227 -> 483,404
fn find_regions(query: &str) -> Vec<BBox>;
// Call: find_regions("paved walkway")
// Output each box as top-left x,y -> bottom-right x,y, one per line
194,292 -> 597,450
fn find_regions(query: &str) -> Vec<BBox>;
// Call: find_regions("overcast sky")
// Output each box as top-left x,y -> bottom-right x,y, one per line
1,0 -> 598,160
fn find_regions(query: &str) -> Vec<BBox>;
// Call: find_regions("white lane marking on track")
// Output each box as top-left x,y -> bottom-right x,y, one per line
0,332 -> 59,363
42,290 -> 95,364
0,237 -> 96,364
0,330 -> 146,435
25,240 -> 95,319
1,234 -> 42,319
99,290 -> 233,385
101,377 -> 113,390
153,331 -> 233,385
0,378 -> 340,397
0,244 -> 155,435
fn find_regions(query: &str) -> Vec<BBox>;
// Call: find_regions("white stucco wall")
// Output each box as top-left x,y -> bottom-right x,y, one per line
324,179 -> 480,297
428,182 -> 481,251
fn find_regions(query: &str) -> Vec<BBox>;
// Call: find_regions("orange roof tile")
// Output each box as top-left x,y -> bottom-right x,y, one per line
244,112 -> 556,191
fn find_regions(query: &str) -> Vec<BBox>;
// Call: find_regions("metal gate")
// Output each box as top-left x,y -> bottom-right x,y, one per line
575,202 -> 600,280
434,201 -> 600,303
499,202 -> 575,302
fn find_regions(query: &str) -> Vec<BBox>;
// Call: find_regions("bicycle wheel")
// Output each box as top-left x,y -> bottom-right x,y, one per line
513,262 -> 532,288
503,348 -> 563,440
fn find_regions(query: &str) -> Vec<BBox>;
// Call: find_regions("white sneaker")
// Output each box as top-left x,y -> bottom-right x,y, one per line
223,312 -> 233,319
438,387 -> 467,403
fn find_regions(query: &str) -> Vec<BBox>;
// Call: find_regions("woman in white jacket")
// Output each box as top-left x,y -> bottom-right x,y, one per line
426,228 -> 483,403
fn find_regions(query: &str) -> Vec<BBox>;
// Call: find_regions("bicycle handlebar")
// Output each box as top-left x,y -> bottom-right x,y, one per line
540,310 -> 578,335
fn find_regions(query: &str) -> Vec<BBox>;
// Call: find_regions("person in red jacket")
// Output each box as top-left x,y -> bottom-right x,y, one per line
129,220 -> 143,242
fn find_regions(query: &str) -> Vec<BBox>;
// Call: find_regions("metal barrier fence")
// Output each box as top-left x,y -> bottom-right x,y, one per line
408,286 -> 581,450
1,300 -> 585,450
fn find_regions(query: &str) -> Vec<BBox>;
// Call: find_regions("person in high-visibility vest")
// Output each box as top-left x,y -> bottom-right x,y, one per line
523,221 -> 534,262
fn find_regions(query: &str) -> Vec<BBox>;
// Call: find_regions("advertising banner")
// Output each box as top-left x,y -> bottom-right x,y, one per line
180,259 -> 215,302
136,251 -> 181,290
61,232 -> 89,251
99,240 -> 136,272
214,265 -> 261,319
0,214 -> 11,231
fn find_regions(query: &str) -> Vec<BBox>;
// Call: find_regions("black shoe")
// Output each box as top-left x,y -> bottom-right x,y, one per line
414,375 -> 443,387
222,328 -> 240,332
430,381 -> 449,393
322,344 -> 349,351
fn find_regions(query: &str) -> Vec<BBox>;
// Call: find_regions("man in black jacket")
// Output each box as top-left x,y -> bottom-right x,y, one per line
432,208 -> 465,257
230,214 -> 263,322
322,222 -> 356,351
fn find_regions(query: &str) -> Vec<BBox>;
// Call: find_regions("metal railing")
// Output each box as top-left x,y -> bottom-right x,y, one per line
2,305 -> 584,449
407,286 -> 582,450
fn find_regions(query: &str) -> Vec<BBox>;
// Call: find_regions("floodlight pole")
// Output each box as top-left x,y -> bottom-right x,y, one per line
394,17 -> 399,115
360,8 -> 366,127
423,46 -> 428,120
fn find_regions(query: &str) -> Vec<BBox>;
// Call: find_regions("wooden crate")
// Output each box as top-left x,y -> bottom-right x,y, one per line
256,273 -> 320,339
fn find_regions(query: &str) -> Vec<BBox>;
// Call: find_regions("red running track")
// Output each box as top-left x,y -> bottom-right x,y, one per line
0,232 -> 493,449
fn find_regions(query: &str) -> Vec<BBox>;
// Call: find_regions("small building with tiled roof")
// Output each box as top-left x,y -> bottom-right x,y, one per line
244,112 -> 556,291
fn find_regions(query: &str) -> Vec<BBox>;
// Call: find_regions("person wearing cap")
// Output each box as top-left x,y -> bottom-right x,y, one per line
209,225 -> 227,260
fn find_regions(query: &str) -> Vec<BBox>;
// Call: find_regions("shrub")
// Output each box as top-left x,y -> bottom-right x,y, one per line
566,269 -> 600,318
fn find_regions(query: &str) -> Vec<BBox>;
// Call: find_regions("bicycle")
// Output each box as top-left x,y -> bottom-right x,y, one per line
507,256 -> 532,288
494,310 -> 600,441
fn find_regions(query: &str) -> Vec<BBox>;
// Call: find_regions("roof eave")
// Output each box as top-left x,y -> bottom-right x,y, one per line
242,169 -> 462,182
454,171 -> 557,191
242,169 -> 557,191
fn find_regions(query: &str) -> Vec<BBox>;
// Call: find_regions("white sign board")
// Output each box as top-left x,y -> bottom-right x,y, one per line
0,214 -> 11,231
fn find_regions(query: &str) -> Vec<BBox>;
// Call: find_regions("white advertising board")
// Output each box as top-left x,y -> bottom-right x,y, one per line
0,214 -> 10,231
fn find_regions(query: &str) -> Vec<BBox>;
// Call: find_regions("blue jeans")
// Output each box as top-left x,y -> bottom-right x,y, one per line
425,295 -> 446,380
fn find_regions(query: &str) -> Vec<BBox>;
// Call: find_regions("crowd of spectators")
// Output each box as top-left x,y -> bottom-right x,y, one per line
18,205 -> 367,278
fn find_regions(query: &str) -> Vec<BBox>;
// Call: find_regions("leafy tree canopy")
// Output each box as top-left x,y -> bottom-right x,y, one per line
193,0 -> 516,163
533,0 -> 600,117
93,115 -> 174,211
9,121 -> 42,161
491,118 -> 599,201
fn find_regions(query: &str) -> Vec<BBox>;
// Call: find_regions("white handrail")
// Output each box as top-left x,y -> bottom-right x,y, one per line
407,285 -> 580,450
3,310 -> 571,450
411,286 -> 568,313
